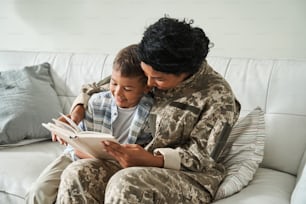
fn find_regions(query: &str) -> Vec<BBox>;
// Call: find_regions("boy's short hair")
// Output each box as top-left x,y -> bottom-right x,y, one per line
113,44 -> 147,84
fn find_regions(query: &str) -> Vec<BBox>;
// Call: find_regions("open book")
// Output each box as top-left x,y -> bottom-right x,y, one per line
42,113 -> 118,160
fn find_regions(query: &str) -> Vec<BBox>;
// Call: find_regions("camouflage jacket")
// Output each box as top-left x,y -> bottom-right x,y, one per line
147,61 -> 240,169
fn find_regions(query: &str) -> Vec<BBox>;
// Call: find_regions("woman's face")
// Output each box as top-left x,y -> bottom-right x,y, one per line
141,62 -> 189,90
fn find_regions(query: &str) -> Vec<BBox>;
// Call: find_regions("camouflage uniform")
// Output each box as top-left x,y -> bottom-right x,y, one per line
56,61 -> 240,204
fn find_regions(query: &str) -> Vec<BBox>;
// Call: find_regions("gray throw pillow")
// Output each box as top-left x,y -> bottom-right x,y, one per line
0,63 -> 62,144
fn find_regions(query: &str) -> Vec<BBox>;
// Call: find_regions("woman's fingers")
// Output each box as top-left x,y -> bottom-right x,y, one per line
103,141 -> 124,157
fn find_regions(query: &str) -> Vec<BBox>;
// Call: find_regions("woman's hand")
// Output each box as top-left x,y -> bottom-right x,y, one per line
102,141 -> 164,168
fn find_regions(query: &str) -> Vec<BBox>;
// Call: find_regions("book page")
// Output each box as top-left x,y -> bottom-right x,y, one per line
75,132 -> 117,159
59,112 -> 82,132
52,119 -> 77,134
42,121 -> 118,160
42,122 -> 85,152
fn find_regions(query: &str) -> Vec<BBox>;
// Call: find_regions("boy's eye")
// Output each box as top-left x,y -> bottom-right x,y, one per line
123,87 -> 132,91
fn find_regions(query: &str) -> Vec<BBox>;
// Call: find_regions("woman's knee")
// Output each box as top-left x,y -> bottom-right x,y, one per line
105,167 -> 165,204
108,167 -> 148,187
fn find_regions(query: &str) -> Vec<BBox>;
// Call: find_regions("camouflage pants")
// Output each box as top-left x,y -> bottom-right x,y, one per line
56,158 -> 122,204
56,160 -> 211,204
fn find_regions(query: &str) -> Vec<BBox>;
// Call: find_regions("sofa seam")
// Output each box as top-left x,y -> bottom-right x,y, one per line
264,60 -> 276,113
101,54 -> 109,80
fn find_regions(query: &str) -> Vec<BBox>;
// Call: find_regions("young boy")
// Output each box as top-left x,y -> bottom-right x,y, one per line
25,44 -> 153,204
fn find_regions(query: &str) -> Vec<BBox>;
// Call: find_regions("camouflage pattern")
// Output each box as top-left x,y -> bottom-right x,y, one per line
57,163 -> 212,204
147,61 -> 240,164
105,167 -> 212,204
56,158 -> 122,204
81,75 -> 110,95
56,61 -> 240,203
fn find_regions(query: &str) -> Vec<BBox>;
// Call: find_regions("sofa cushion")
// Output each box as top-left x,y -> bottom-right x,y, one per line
0,63 -> 62,145
0,141 -> 65,201
212,168 -> 296,204
214,107 -> 265,200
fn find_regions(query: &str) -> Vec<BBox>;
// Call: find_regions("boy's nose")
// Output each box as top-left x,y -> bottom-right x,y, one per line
114,86 -> 123,96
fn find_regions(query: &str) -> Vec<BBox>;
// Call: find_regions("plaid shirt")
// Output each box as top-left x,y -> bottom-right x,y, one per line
80,91 -> 154,145
65,91 -> 153,160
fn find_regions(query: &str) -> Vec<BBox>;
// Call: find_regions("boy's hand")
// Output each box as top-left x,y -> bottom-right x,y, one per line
52,134 -> 67,145
52,105 -> 85,145
51,114 -> 72,145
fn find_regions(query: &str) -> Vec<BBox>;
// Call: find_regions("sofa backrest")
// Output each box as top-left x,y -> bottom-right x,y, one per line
209,56 -> 306,176
0,51 -> 115,113
0,51 -> 305,176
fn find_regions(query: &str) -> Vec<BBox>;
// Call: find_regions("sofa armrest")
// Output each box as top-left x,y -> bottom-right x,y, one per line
291,148 -> 306,204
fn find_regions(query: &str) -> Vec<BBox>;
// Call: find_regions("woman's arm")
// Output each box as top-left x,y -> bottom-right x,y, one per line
69,76 -> 111,124
149,88 -> 241,172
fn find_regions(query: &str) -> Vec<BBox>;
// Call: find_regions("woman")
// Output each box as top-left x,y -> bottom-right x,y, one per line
57,16 -> 240,204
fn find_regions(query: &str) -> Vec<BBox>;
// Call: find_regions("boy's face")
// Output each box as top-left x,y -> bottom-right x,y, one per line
110,69 -> 149,108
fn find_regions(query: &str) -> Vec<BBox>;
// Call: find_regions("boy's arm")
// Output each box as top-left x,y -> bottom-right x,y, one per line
70,76 -> 111,123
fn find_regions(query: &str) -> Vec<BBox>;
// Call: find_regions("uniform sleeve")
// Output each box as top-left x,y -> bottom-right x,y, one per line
151,87 -> 240,171
179,93 -> 240,171
70,76 -> 111,113
153,148 -> 181,170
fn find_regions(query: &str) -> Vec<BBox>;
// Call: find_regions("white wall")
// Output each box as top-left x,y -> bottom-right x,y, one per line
0,0 -> 305,59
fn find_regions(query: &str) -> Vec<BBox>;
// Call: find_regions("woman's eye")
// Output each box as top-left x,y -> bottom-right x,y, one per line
155,78 -> 164,82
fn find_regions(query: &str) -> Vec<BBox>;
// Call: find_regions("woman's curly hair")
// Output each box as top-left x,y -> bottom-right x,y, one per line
138,16 -> 211,75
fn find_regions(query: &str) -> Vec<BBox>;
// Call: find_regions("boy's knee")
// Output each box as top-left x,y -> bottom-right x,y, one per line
25,182 -> 50,204
60,159 -> 95,180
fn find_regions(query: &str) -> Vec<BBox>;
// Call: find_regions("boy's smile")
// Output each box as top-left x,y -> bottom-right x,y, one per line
110,69 -> 147,108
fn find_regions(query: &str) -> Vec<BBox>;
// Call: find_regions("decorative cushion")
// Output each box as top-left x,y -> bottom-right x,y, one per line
0,63 -> 62,145
214,107 -> 265,200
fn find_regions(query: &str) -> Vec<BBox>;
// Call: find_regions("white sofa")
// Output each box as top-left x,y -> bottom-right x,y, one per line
0,50 -> 305,204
